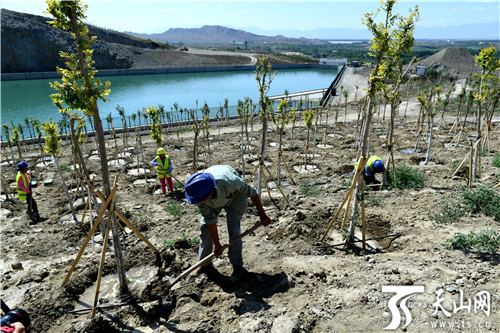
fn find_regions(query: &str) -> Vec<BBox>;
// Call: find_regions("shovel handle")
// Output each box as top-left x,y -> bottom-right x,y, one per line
169,222 -> 263,288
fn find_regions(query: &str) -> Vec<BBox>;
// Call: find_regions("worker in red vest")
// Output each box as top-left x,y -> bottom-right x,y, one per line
150,148 -> 173,195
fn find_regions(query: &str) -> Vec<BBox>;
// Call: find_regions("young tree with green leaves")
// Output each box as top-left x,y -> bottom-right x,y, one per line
255,57 -> 277,196
272,99 -> 293,184
2,124 -> 16,169
417,86 -> 441,165
145,106 -> 163,148
472,45 -> 500,177
190,108 -> 201,172
301,109 -> 315,171
201,102 -> 211,158
42,120 -> 78,223
116,104 -> 128,146
11,126 -> 22,160
45,0 -> 128,297
346,0 -> 419,245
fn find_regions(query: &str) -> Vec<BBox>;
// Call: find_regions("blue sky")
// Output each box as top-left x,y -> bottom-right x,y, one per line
1,1 -> 499,34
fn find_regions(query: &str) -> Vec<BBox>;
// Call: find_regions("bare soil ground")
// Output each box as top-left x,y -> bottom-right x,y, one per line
1,69 -> 499,333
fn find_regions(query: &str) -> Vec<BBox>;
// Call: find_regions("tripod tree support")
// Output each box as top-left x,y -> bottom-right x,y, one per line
321,157 -> 367,242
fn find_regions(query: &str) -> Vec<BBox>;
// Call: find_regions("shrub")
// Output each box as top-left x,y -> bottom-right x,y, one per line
443,228 -> 500,253
460,185 -> 500,221
428,199 -> 464,224
164,201 -> 183,216
174,181 -> 183,190
386,165 -> 427,190
493,154 -> 500,168
299,180 -> 321,197
164,232 -> 200,245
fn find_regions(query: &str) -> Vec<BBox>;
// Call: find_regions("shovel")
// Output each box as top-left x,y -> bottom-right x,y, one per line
169,222 -> 264,289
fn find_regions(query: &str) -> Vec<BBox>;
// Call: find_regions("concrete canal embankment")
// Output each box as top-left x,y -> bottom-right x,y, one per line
1,64 -> 340,81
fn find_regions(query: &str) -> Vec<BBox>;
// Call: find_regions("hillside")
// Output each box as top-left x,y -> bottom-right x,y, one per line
127,25 -> 328,46
414,47 -> 481,79
0,10 -> 261,73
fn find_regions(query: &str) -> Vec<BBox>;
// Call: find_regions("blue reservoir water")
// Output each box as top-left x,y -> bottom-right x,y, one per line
1,68 -> 336,139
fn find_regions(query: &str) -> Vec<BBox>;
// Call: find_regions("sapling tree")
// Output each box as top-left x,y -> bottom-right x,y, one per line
302,109 -> 315,171
42,120 -> 78,223
116,104 -> 128,146
271,99 -> 293,184
255,57 -> 277,196
11,126 -> 22,160
190,108 -> 201,171
343,89 -> 349,123
201,102 -> 211,158
417,86 -> 441,165
46,0 -> 129,297
2,124 -> 16,169
346,0 -> 419,245
105,112 -> 113,131
24,117 -> 34,142
438,82 -> 455,129
237,100 -> 247,176
145,106 -> 163,148
472,45 -> 500,177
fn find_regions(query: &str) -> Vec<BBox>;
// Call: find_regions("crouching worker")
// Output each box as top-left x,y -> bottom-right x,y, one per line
184,165 -> 271,283
150,147 -> 173,196
16,161 -> 42,222
355,156 -> 385,190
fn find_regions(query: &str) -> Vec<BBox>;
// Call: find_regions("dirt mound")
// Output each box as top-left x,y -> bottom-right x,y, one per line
415,46 -> 480,78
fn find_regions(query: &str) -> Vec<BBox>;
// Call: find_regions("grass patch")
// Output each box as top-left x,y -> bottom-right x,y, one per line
174,181 -> 183,190
460,185 -> 500,221
386,165 -> 427,190
493,154 -> 500,168
164,232 -> 200,246
299,180 -> 321,197
164,201 -> 183,216
443,228 -> 500,253
428,199 -> 464,224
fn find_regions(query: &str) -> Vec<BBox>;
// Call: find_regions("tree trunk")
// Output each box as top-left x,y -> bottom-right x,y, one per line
424,116 -> 434,165
53,155 -> 78,223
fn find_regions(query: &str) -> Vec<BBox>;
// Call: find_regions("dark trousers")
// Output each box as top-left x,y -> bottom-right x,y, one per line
364,174 -> 381,190
26,193 -> 39,219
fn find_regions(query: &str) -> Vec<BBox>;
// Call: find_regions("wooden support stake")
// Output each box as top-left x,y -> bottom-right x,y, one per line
62,184 -> 118,287
258,154 -> 289,205
361,183 -> 366,250
91,204 -> 113,319
321,157 -> 367,242
279,151 -> 296,185
468,145 -> 473,187
114,210 -> 159,254
452,151 -> 471,178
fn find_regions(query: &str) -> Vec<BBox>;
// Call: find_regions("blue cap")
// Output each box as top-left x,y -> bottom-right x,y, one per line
185,172 -> 216,204
373,160 -> 385,173
18,161 -> 29,170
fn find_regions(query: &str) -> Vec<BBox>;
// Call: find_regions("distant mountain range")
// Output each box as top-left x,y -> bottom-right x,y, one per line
134,22 -> 499,43
126,25 -> 327,45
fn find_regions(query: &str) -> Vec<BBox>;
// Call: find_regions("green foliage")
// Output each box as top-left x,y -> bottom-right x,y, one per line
428,199 -> 464,224
492,154 -> 500,168
164,232 -> 200,246
46,1 -> 111,116
385,165 -> 427,190
443,228 -> 500,253
145,106 -> 162,147
174,182 -> 183,190
164,201 -> 183,216
303,109 -> 315,130
42,121 -> 62,155
299,180 -> 321,197
460,185 -> 500,220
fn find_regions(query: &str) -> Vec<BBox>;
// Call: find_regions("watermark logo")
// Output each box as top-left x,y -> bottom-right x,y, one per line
382,285 -> 425,330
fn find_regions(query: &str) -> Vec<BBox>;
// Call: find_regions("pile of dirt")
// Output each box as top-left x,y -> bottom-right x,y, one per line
414,46 -> 480,78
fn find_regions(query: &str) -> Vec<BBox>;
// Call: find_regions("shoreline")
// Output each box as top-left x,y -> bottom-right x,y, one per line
0,63 -> 341,81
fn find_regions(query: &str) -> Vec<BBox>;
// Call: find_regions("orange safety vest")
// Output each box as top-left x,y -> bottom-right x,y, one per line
155,155 -> 171,178
16,171 -> 30,201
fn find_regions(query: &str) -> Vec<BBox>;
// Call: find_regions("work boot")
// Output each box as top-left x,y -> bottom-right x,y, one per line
230,265 -> 245,283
